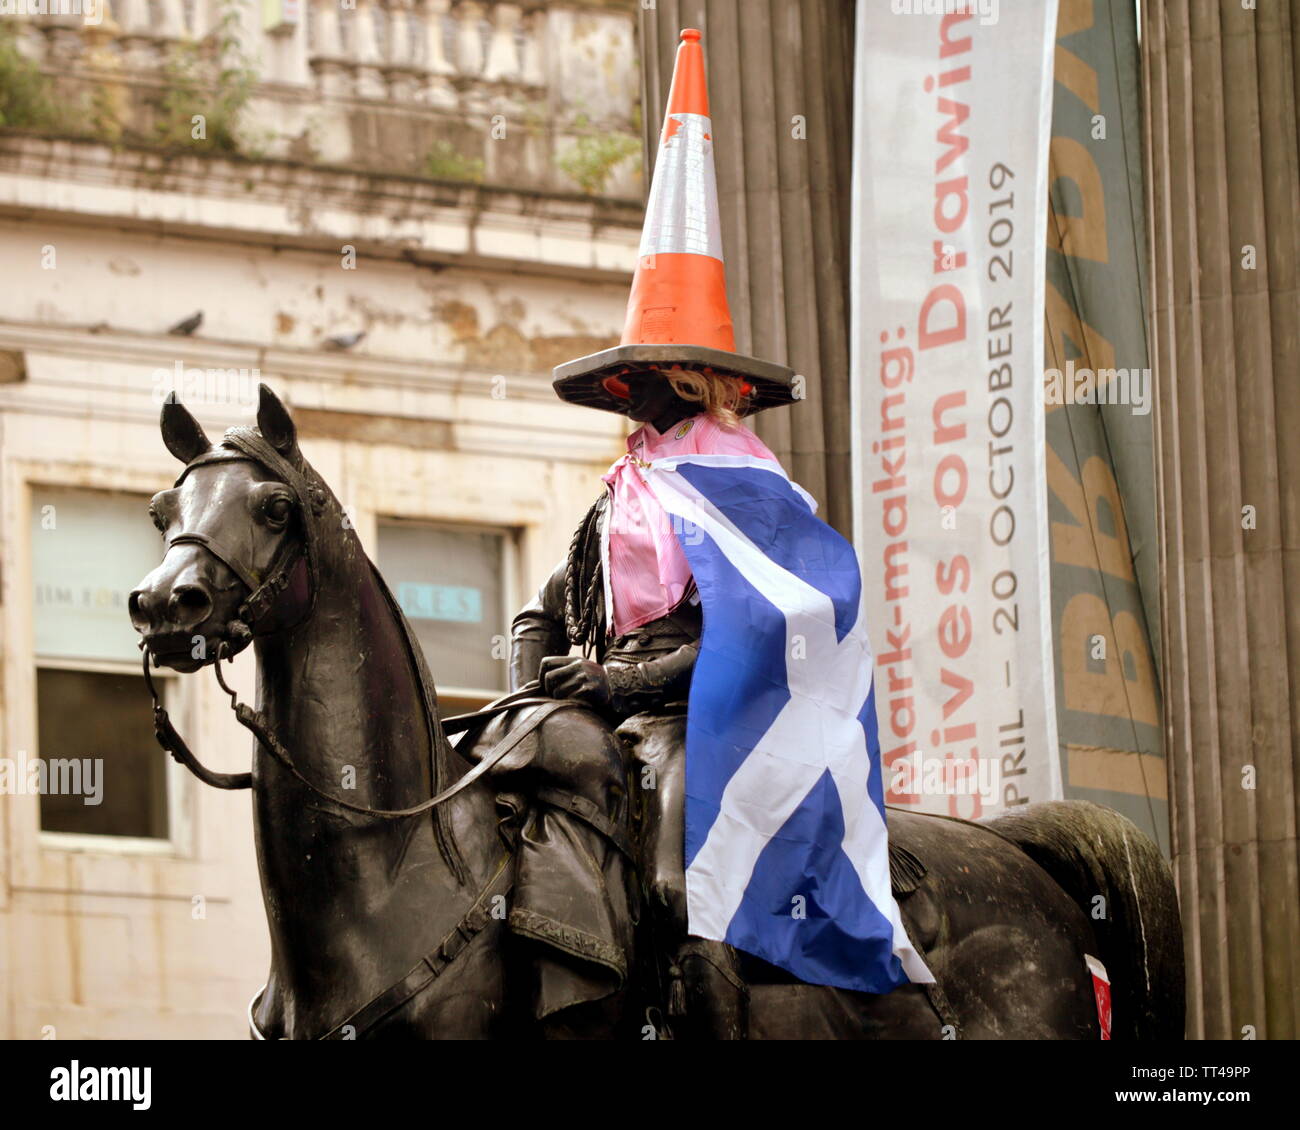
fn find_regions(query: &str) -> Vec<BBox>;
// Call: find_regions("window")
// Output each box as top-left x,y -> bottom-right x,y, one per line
31,487 -> 172,840
36,668 -> 168,838
377,520 -> 513,713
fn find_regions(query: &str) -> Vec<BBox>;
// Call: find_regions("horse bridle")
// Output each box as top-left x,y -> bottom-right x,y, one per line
142,643 -> 566,811
146,426 -> 630,1040
164,426 -> 324,634
142,427 -> 581,819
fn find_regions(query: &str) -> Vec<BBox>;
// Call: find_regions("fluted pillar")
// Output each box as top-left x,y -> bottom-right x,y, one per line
640,0 -> 857,537
1143,0 -> 1300,1039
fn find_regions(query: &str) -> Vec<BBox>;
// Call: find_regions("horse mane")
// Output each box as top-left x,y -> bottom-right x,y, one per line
366,559 -> 470,886
217,424 -> 470,887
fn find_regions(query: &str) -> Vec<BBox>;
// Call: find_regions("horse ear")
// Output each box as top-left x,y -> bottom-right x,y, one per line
256,383 -> 298,455
160,392 -> 210,464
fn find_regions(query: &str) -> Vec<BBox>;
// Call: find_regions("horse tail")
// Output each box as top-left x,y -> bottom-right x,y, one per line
987,799 -> 1184,1040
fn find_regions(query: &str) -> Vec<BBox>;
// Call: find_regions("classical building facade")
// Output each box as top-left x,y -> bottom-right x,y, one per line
640,0 -> 1300,1039
0,0 -> 640,1038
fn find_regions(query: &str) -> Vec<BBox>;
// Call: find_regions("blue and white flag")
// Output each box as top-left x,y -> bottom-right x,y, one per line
640,454 -> 933,993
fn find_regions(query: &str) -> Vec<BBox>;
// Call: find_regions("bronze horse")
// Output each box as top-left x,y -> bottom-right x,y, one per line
130,386 -> 1184,1039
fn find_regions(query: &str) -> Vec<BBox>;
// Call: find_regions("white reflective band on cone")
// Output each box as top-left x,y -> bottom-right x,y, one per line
639,113 -> 724,261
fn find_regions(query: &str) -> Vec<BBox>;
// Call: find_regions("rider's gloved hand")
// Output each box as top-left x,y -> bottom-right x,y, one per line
537,656 -> 612,709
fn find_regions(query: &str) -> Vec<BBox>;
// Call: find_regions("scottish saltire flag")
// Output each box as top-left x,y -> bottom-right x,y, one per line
640,454 -> 933,993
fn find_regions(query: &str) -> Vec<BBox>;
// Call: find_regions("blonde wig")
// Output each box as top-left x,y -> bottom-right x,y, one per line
664,367 -> 749,430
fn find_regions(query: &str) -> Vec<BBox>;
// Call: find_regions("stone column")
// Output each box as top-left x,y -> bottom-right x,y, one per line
1142,0 -> 1300,1039
640,0 -> 857,538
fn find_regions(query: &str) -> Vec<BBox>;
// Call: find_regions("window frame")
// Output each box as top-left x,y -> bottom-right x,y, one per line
24,480 -> 195,857
4,466 -> 215,903
33,655 -> 188,856
375,513 -> 521,707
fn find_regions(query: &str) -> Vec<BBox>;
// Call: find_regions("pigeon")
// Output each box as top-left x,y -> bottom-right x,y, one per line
324,330 -> 367,351
167,311 -> 203,336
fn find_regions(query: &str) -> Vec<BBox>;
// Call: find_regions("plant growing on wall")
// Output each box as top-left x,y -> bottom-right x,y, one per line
557,113 -> 641,196
0,27 -> 70,132
153,1 -> 262,155
424,138 -> 485,184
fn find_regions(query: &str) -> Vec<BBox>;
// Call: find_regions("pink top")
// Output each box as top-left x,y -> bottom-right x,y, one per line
601,412 -> 779,637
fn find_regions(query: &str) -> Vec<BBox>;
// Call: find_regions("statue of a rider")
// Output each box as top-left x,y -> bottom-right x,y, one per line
498,28 -> 803,1039
509,361 -> 796,1039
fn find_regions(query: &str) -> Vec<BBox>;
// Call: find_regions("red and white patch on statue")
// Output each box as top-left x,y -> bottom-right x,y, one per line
1085,954 -> 1111,1040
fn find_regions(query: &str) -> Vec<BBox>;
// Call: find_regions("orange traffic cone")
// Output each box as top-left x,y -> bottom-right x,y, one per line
552,28 -> 796,418
623,27 -> 733,355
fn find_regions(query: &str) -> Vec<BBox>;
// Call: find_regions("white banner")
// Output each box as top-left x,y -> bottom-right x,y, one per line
850,0 -> 1061,819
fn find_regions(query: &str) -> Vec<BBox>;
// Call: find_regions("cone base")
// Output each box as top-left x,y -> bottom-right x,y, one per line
622,254 -> 735,353
552,344 -> 800,417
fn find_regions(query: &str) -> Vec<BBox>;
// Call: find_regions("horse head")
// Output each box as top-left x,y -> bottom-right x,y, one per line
130,383 -> 329,671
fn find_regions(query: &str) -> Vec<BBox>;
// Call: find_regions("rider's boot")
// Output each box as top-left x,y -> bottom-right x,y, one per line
619,710 -> 749,1039
669,937 -> 749,1040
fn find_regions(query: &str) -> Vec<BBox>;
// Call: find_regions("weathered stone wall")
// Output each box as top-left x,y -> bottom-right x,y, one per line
1142,0 -> 1300,1040
0,1 -> 643,1039
8,1 -> 643,195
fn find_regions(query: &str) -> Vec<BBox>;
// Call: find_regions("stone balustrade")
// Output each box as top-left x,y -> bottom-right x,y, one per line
5,0 -> 642,197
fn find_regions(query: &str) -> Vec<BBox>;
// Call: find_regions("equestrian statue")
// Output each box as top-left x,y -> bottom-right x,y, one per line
128,28 -> 1183,1040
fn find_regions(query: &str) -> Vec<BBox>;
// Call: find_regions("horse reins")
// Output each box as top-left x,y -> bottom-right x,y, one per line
146,428 -> 631,1038
145,637 -> 597,1043
144,426 -> 589,821
143,642 -> 575,819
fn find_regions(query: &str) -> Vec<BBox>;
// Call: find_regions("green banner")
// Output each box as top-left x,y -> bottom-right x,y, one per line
1045,0 -> 1166,852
